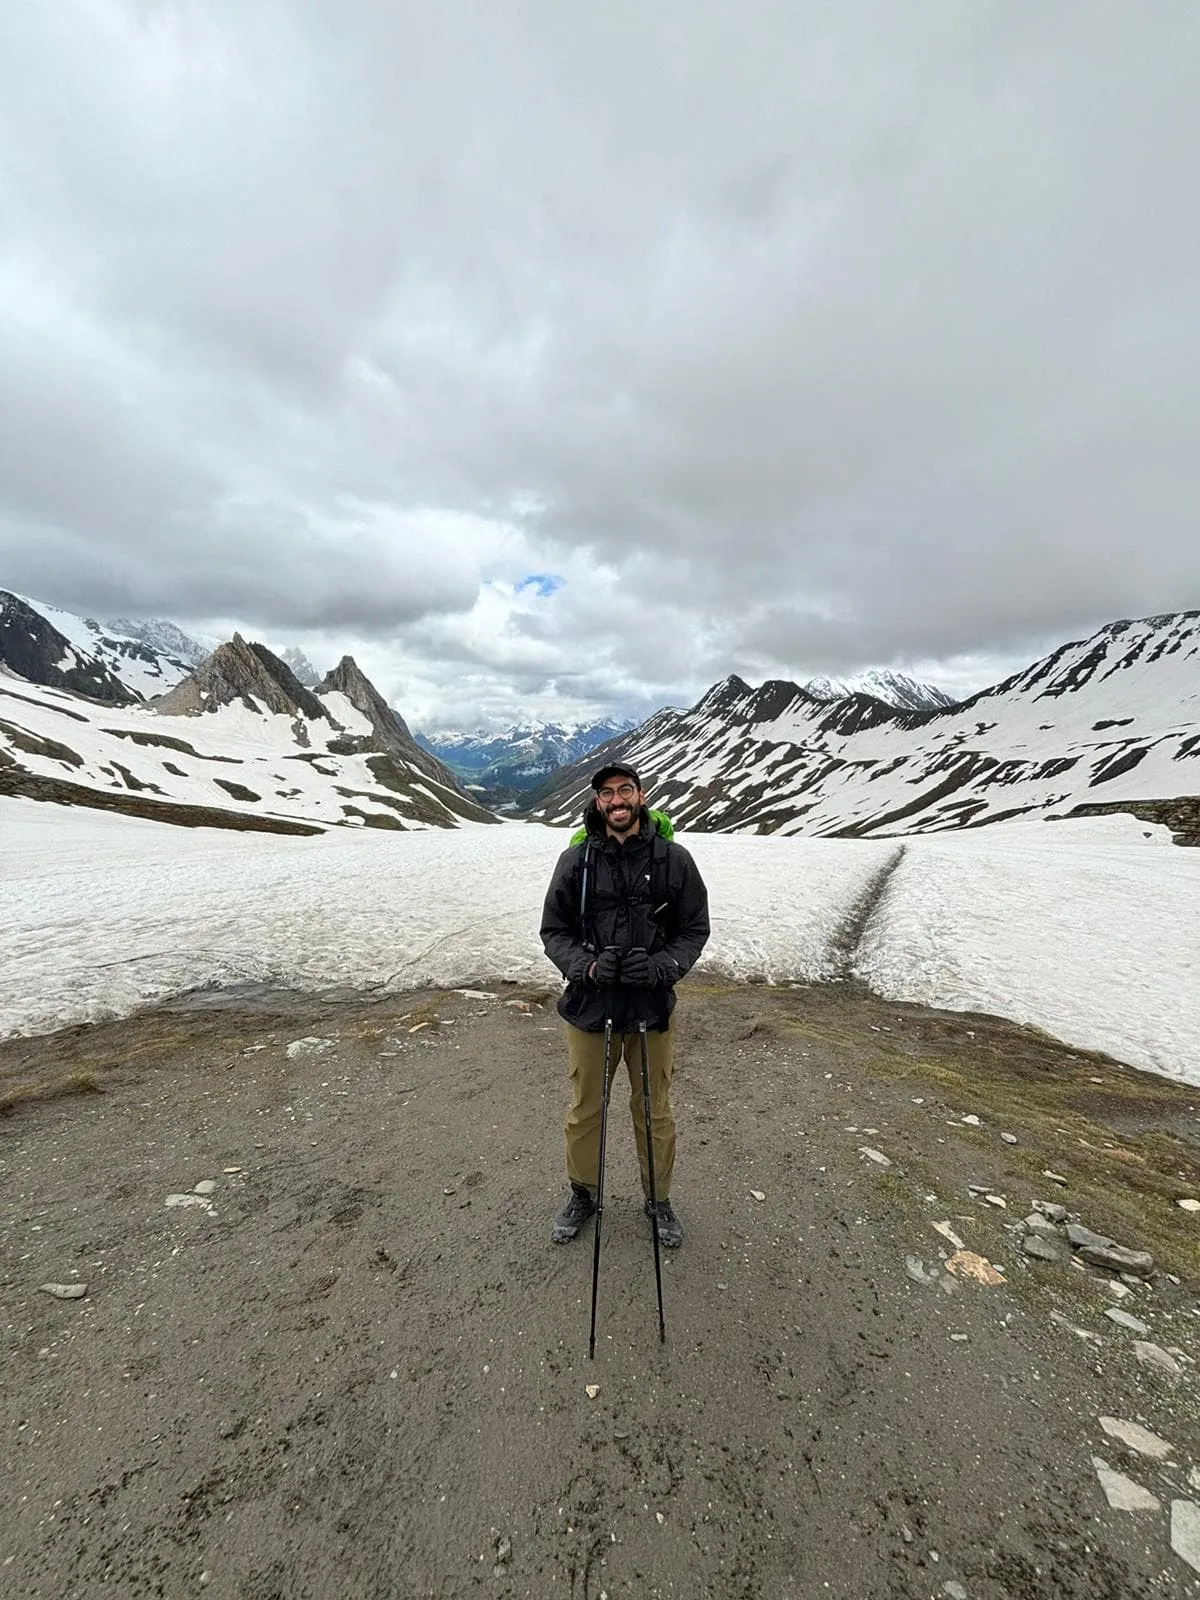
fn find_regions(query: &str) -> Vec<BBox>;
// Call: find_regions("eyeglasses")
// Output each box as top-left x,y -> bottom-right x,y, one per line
598,782 -> 637,801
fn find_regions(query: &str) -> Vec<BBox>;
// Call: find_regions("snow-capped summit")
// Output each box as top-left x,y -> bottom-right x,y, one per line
803,669 -> 957,711
105,616 -> 213,669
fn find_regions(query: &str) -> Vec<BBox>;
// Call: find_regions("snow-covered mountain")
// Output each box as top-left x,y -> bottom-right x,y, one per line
105,616 -> 213,669
280,646 -> 321,688
419,717 -> 636,794
0,591 -> 197,702
0,628 -> 496,834
802,669 -> 957,711
529,613 -> 1200,840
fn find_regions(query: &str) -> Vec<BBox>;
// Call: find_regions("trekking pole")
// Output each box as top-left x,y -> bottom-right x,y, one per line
588,1017 -> 615,1360
638,1020 -> 667,1344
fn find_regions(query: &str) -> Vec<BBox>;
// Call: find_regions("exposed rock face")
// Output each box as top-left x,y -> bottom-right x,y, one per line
154,636 -> 332,723
0,591 -> 140,706
318,656 -> 463,791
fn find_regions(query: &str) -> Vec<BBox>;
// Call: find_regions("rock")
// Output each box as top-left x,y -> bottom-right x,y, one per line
1134,1341 -> 1183,1376
1079,1243 -> 1155,1277
1178,1199 -> 1200,1213
932,1221 -> 965,1249
193,1180 -> 217,1196
1022,1235 -> 1063,1263
1104,1307 -> 1150,1335
749,1190 -> 766,1202
1066,1223 -> 1114,1250
38,1282 -> 87,1300
1050,1310 -> 1101,1343
961,1115 -> 982,1126
983,1194 -> 1007,1209
1022,1213 -> 1059,1237
1171,1501 -> 1200,1575
495,1535 -> 512,1565
1034,1201 -> 1068,1223
949,1333 -> 968,1343
1092,1457 -> 1160,1512
945,1250 -> 1005,1286
286,1036 -> 334,1060
165,1193 -> 211,1209
906,1256 -> 939,1285
858,1147 -> 891,1167
1001,1133 -> 1018,1145
1103,1280 -> 1133,1301
1190,1469 -> 1200,1492
1099,1416 -> 1173,1459
1042,1170 -> 1069,1186
941,1584 -> 969,1600
585,1384 -> 600,1399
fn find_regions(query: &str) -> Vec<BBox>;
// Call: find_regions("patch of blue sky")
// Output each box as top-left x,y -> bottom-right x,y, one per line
515,573 -> 565,598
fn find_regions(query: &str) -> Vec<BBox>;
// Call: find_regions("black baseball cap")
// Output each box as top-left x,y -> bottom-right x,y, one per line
590,762 -> 641,792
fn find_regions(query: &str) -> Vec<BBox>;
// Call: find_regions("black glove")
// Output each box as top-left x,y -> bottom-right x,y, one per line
620,947 -> 653,987
591,946 -> 622,985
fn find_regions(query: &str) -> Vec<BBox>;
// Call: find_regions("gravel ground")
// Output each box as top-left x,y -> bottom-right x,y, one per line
3,979 -> 1200,1599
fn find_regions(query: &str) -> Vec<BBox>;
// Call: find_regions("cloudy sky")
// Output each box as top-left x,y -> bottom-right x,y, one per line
2,2 -> 1198,732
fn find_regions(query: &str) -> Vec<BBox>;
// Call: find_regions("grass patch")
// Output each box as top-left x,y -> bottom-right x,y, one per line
0,1070 -> 104,1117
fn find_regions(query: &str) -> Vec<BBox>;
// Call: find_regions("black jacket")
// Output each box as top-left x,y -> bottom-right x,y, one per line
540,804 -> 710,1033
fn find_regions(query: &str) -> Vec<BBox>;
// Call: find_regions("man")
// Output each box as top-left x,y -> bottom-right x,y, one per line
540,761 -> 710,1249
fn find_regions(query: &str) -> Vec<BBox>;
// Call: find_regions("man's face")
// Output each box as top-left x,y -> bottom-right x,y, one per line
595,777 -> 644,837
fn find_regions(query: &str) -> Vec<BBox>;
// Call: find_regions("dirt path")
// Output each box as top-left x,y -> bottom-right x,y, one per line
3,981 -> 1200,1599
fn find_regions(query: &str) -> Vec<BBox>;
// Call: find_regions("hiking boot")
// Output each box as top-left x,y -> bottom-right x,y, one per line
551,1183 -> 596,1243
644,1198 -> 683,1248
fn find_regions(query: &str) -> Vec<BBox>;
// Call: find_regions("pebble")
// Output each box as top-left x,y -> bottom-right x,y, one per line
1133,1341 -> 1183,1376
961,1115 -> 982,1127
1104,1307 -> 1150,1335
165,1194 -> 211,1210
942,1584 -> 969,1600
858,1147 -> 891,1167
1171,1501 -> 1200,1575
949,1333 -> 968,1343
1092,1457 -> 1160,1512
983,1194 -> 1007,1209
38,1282 -> 87,1300
932,1221 -> 964,1249
194,1180 -> 217,1196
1103,1280 -> 1133,1301
1042,1170 -> 1069,1186
749,1190 -> 766,1202
1099,1417 -> 1173,1459
1000,1133 -> 1018,1145
1178,1199 -> 1200,1213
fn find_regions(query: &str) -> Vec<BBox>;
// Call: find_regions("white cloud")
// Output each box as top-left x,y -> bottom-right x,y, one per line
2,1 -> 1198,725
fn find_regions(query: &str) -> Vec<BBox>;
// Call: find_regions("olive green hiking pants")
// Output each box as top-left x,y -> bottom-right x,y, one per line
564,1019 -> 675,1201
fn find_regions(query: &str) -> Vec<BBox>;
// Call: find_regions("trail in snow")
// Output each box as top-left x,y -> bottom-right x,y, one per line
2,801 -> 1197,1084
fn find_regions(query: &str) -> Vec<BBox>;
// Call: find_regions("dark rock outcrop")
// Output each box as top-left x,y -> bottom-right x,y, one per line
0,592 -> 139,706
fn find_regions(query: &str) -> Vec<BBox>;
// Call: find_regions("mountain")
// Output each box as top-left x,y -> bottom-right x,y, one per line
105,616 -> 213,669
0,590 -> 195,703
528,613 -> 1200,841
281,646 -> 321,688
802,670 -> 957,711
1,629 -> 497,833
419,718 -> 636,803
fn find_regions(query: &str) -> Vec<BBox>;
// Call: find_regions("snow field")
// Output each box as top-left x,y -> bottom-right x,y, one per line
1,802 -> 1197,1085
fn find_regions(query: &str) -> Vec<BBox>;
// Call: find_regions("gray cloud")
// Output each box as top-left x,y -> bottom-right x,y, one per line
2,1 -> 1198,726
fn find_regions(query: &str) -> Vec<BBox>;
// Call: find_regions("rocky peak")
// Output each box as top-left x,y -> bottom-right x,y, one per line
154,634 -> 332,722
317,655 -> 463,791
